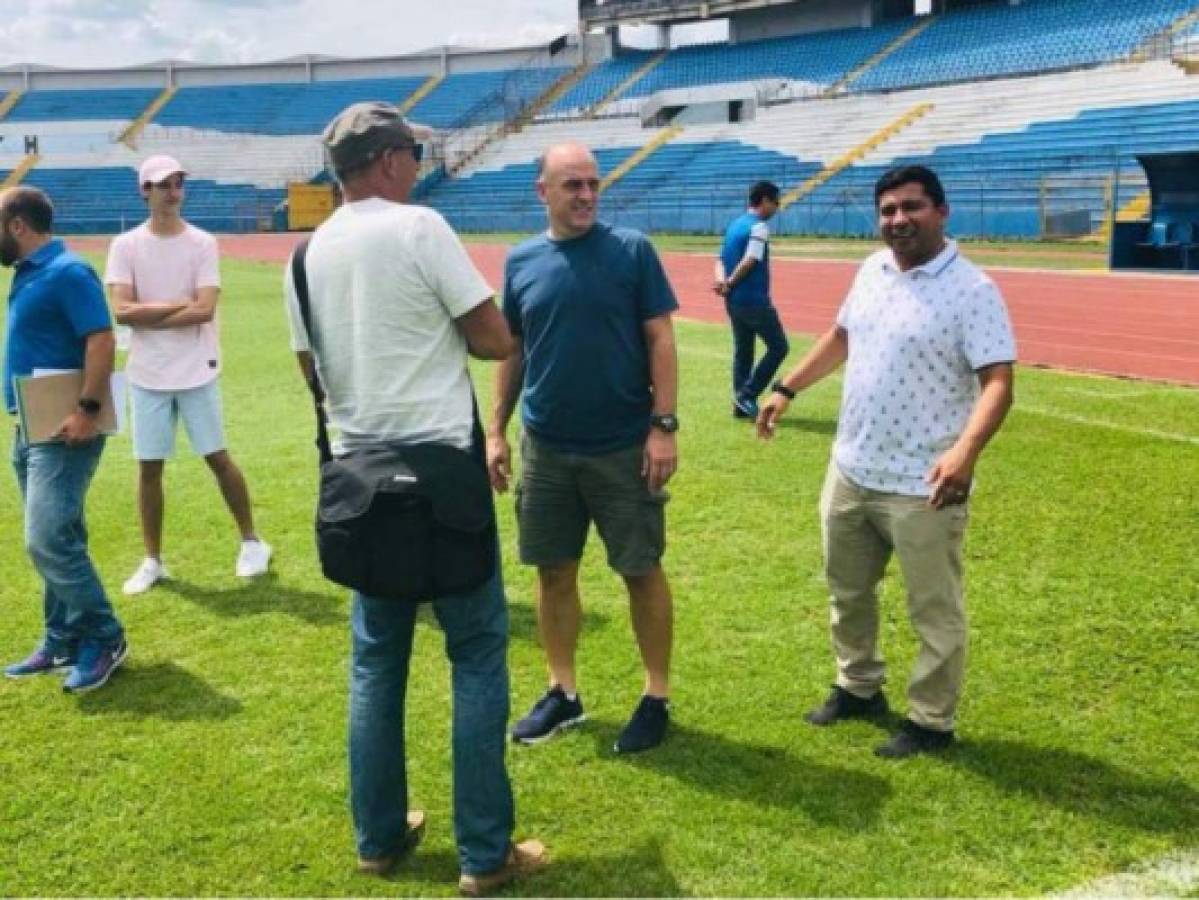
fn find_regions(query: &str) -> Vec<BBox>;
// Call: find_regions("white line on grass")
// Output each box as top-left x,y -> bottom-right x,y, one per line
1055,849 -> 1199,897
680,342 -> 1199,444
1020,406 -> 1199,445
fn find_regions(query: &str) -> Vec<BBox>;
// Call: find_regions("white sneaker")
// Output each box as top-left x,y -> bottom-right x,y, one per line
123,557 -> 168,595
236,540 -> 272,577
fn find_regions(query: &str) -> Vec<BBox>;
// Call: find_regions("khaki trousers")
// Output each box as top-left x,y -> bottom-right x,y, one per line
819,463 -> 969,732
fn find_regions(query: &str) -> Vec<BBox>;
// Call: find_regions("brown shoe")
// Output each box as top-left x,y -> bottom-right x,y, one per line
458,838 -> 548,897
357,809 -> 426,876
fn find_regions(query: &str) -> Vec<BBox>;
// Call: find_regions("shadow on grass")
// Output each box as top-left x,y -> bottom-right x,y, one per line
950,738 -> 1199,836
594,721 -> 890,830
159,576 -> 344,627
76,661 -> 242,720
412,600 -> 610,643
506,600 -> 611,644
377,838 -> 684,897
774,416 -> 837,436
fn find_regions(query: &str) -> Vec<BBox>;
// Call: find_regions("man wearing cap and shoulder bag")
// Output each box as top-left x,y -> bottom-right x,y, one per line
282,101 -> 546,895
105,155 -> 271,594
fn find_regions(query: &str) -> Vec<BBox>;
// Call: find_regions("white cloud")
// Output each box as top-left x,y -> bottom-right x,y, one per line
1,0 -> 580,68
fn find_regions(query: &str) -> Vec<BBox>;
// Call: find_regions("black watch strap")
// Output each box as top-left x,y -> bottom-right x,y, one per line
650,413 -> 679,433
77,397 -> 102,416
771,381 -> 797,400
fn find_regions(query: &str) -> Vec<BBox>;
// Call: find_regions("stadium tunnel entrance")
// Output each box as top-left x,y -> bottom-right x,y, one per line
1110,151 -> 1199,274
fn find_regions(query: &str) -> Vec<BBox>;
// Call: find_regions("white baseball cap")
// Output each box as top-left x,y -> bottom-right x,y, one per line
139,154 -> 188,186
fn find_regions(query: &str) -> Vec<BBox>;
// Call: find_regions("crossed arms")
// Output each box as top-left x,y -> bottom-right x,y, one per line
110,283 -> 219,328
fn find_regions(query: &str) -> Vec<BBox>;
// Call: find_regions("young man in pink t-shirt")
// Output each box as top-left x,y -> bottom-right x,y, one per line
106,155 -> 271,594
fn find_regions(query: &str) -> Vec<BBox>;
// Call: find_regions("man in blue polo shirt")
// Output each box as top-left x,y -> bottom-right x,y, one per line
715,180 -> 790,420
487,142 -> 680,754
2,186 -> 127,694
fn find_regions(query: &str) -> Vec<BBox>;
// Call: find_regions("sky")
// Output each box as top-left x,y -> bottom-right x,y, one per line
0,0 -> 590,69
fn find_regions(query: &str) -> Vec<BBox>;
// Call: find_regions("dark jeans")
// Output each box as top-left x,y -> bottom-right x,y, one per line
12,429 -> 123,652
349,564 -> 514,875
727,302 -> 790,401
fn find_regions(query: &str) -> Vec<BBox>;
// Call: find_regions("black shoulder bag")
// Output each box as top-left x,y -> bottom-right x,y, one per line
291,240 -> 498,602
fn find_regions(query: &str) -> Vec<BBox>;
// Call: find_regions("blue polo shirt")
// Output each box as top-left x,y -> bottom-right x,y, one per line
4,239 -> 112,412
502,222 -> 678,454
719,211 -> 771,308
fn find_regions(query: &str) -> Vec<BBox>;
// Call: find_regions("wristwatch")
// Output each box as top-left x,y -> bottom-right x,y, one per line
649,413 -> 679,434
77,397 -> 102,417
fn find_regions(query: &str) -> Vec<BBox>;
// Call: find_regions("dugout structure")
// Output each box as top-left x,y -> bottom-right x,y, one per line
1110,151 -> 1199,274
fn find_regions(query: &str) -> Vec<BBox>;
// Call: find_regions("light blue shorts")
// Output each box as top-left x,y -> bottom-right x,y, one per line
130,380 -> 227,461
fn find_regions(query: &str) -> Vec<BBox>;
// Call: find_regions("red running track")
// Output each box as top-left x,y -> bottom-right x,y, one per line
71,234 -> 1199,385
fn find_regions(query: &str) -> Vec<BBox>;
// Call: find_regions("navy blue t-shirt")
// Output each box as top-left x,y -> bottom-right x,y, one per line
719,211 -> 771,308
4,239 -> 112,412
503,222 -> 678,454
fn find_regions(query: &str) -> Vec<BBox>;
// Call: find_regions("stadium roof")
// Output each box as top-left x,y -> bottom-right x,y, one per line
580,0 -> 809,28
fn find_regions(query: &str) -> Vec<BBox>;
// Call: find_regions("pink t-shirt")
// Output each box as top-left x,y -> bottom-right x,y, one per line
105,222 -> 221,390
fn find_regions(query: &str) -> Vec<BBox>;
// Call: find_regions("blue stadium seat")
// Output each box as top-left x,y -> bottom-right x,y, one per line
857,0 -> 1198,92
7,88 -> 161,122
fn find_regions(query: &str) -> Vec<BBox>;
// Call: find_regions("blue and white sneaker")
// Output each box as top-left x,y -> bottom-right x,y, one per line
5,645 -> 77,679
733,395 -> 759,420
511,686 -> 586,744
63,638 -> 129,694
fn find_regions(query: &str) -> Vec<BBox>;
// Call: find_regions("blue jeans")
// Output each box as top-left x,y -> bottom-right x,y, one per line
727,302 -> 790,401
11,430 -> 123,651
349,565 -> 514,875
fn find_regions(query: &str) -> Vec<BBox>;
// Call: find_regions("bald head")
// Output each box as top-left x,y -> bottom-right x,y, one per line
536,143 -> 600,240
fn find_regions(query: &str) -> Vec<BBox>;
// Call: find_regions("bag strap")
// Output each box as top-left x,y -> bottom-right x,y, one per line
290,239 -> 334,465
290,238 -> 489,472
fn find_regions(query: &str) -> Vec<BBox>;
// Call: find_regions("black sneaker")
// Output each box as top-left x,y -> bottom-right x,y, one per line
804,685 -> 888,726
614,695 -> 670,754
875,719 -> 955,759
511,687 -> 585,744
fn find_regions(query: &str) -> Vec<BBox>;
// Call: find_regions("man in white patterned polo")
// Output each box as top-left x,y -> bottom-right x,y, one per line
758,165 -> 1016,759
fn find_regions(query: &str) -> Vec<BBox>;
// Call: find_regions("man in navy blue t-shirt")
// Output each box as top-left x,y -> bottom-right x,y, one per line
715,180 -> 790,420
1,186 -> 127,694
488,143 -> 680,754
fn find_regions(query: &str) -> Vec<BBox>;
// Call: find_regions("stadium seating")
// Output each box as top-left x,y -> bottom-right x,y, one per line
154,78 -> 427,135
6,0 -> 1198,238
855,0 -> 1198,92
550,22 -> 912,116
5,88 -> 160,123
549,52 -> 657,115
0,165 -> 283,233
407,68 -> 569,128
628,21 -> 912,98
424,59 -> 1197,238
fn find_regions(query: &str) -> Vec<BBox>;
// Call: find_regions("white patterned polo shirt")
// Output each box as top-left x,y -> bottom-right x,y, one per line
833,240 -> 1016,497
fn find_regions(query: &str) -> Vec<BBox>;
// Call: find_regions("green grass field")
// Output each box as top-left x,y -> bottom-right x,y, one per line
0,255 -> 1196,896
464,233 -> 1111,271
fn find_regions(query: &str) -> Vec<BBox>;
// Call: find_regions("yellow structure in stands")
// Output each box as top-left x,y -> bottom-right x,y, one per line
825,17 -> 937,96
287,182 -> 336,230
599,125 -> 684,193
780,102 -> 935,209
1,154 -> 41,190
397,75 -> 443,115
587,51 -> 668,118
0,90 -> 23,122
118,86 -> 178,149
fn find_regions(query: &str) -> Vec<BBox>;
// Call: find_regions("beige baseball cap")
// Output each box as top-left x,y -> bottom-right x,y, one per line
321,101 -> 419,178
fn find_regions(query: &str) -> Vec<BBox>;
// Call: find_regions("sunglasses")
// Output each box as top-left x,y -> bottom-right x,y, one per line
389,143 -> 424,163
